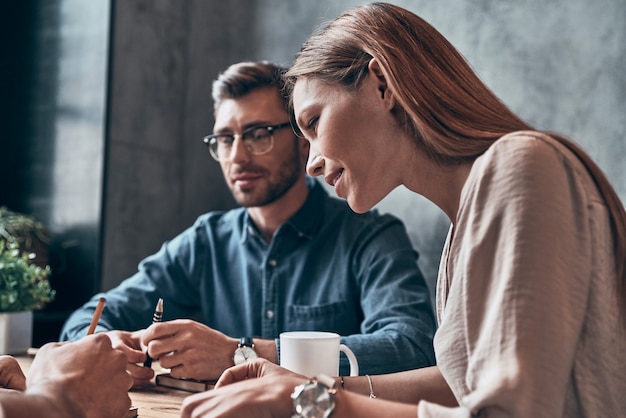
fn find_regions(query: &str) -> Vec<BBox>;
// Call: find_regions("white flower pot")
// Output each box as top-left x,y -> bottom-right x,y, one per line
0,311 -> 33,355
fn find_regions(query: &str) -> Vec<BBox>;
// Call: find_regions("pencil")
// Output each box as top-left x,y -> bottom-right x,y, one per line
86,297 -> 107,336
143,298 -> 164,368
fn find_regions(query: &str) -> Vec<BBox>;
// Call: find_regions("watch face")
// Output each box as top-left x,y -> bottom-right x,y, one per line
233,346 -> 258,365
293,383 -> 334,418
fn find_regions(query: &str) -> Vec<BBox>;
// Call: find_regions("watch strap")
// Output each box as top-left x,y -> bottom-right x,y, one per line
315,374 -> 336,392
239,337 -> 253,348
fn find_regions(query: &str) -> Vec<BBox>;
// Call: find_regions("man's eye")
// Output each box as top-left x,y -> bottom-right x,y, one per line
218,136 -> 234,145
247,129 -> 270,141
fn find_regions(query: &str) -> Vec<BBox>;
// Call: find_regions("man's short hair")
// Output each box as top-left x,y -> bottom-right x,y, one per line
212,61 -> 288,114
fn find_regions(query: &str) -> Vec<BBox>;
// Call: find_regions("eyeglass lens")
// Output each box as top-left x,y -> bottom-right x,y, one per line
207,125 -> 283,160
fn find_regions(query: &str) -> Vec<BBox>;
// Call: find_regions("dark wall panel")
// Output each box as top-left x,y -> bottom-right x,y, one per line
1,0 -> 111,345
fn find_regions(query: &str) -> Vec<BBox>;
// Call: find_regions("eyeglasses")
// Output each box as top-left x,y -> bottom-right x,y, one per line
203,121 -> 292,161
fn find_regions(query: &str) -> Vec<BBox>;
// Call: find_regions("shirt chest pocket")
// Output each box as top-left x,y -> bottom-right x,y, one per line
287,300 -> 355,334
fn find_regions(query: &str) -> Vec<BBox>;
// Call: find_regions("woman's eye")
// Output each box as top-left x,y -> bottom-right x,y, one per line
306,117 -> 319,132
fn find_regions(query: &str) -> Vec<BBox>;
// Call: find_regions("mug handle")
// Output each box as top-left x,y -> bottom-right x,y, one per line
339,344 -> 359,376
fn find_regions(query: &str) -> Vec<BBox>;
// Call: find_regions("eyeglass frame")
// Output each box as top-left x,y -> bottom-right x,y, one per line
202,121 -> 292,161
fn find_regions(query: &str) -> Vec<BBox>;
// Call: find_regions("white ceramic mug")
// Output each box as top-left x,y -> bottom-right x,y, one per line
279,331 -> 359,377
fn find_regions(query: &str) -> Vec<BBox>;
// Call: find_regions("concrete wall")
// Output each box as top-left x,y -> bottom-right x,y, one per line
102,0 -> 626,302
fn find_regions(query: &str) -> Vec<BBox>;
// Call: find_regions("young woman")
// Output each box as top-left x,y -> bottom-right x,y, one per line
181,3 -> 626,417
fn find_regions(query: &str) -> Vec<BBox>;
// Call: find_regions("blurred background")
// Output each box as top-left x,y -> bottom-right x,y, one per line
2,0 -> 624,346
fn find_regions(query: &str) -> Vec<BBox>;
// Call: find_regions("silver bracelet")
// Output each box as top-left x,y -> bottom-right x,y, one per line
365,374 -> 376,399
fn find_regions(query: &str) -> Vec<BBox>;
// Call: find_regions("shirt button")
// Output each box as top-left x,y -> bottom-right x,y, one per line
268,259 -> 277,267
266,310 -> 274,319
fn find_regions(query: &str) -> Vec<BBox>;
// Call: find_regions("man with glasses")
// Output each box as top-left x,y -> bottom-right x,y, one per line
60,61 -> 436,387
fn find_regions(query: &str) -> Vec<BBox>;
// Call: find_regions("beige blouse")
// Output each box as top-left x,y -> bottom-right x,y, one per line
418,131 -> 625,417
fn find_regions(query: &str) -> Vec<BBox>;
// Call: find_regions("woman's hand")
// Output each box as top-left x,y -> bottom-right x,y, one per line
181,358 -> 307,418
216,357 -> 306,388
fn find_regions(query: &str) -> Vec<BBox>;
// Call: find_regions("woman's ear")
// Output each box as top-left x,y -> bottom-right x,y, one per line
368,58 -> 396,110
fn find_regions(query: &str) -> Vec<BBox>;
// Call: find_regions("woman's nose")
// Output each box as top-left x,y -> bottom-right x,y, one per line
306,152 -> 324,177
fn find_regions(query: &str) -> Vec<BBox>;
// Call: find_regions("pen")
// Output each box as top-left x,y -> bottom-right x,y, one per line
86,297 -> 106,336
143,297 -> 163,368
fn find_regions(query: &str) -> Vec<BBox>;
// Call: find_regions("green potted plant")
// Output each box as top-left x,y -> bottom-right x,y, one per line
0,207 -> 55,354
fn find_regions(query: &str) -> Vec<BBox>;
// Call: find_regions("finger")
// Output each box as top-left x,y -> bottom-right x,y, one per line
152,347 -> 184,369
130,349 -> 150,365
142,320 -> 183,343
11,368 -> 26,389
181,391 -> 215,418
128,362 -> 155,380
144,334 -> 184,361
116,343 -> 147,364
0,357 -> 26,391
124,370 -> 135,390
133,375 -> 154,388
168,363 -> 197,380
5,374 -> 26,391
0,388 -> 21,394
113,332 -> 144,351
215,362 -> 259,388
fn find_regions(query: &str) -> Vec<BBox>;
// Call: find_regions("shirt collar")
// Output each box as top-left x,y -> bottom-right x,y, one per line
285,176 -> 326,239
241,176 -> 327,243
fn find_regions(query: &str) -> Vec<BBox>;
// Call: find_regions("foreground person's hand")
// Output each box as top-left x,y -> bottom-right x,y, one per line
107,329 -> 155,387
26,334 -> 133,418
181,359 -> 307,418
0,356 -> 26,391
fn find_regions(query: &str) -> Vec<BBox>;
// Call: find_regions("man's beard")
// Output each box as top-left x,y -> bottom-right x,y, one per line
231,146 -> 303,208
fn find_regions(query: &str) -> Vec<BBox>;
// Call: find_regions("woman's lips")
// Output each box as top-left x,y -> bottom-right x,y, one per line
325,169 -> 344,187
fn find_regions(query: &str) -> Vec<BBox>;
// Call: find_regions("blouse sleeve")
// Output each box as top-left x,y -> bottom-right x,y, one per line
422,134 -> 595,417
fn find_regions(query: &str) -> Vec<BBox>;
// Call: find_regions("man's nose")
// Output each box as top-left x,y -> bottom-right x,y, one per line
229,136 -> 251,163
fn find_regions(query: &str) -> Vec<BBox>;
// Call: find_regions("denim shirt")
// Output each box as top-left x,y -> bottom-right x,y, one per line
61,178 -> 436,374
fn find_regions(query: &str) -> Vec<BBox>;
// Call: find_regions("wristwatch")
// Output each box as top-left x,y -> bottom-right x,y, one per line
233,337 -> 258,365
291,374 -> 336,418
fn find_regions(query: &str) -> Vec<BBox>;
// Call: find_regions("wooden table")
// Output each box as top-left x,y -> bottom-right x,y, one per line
16,349 -> 193,418
128,384 -> 189,418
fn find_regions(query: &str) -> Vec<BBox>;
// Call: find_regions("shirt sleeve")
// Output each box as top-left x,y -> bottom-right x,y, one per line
59,222 -> 206,341
339,214 -> 438,375
427,135 -> 594,417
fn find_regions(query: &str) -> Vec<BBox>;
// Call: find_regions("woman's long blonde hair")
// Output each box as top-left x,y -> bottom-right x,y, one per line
285,2 -> 626,323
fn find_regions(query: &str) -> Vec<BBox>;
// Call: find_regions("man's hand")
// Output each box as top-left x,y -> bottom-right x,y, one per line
142,319 -> 240,381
